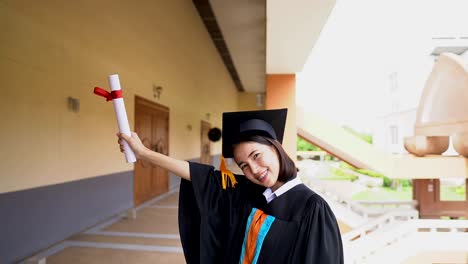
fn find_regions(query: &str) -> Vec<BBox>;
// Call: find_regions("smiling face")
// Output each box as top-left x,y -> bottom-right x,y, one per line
233,141 -> 281,190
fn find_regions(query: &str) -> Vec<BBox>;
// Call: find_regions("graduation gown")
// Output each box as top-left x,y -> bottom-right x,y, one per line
178,162 -> 343,264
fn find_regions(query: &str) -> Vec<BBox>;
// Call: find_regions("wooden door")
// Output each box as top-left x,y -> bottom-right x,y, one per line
200,121 -> 211,165
134,96 -> 169,206
414,179 -> 468,218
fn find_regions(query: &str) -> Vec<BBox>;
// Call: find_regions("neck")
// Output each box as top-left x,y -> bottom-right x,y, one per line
270,181 -> 284,192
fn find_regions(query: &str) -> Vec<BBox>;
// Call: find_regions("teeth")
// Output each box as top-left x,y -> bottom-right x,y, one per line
258,171 -> 267,180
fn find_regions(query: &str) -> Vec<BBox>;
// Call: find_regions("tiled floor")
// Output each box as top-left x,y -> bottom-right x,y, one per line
46,247 -> 185,264
34,190 -> 186,264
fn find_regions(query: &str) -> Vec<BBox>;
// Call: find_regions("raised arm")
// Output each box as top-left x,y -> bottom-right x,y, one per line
117,132 -> 190,181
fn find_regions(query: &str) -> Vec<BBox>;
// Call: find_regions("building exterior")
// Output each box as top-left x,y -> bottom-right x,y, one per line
373,39 -> 468,156
0,1 -> 336,262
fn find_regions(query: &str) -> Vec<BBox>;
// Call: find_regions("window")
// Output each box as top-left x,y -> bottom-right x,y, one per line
439,178 -> 466,201
389,72 -> 398,93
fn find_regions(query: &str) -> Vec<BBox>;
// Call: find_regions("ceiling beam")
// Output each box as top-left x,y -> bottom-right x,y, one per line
193,0 -> 245,92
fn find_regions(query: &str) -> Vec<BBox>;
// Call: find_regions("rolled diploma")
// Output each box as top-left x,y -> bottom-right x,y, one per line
108,74 -> 136,163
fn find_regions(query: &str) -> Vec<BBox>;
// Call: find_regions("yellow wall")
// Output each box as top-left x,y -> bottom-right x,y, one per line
0,0 -> 238,193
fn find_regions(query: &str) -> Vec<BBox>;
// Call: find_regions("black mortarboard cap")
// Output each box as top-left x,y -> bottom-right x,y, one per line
222,108 -> 288,158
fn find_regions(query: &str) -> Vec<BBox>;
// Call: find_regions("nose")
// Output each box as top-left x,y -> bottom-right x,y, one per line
249,162 -> 259,174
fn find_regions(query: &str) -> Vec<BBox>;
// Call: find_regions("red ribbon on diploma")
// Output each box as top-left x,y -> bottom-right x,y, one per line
93,87 -> 123,101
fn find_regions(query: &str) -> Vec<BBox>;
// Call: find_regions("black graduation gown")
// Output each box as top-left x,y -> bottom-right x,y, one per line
178,162 -> 344,264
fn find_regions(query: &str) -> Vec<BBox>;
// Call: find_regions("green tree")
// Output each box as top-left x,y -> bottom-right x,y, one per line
297,136 -> 321,151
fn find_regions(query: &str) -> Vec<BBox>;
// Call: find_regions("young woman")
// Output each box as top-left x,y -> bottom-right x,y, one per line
118,108 -> 343,264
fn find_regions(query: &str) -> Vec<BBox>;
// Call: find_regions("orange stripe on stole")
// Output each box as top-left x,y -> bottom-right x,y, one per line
242,209 -> 268,264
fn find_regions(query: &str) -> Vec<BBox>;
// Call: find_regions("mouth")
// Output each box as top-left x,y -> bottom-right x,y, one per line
257,170 -> 268,183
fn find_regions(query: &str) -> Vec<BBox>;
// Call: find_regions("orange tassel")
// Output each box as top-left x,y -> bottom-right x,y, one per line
220,156 -> 238,189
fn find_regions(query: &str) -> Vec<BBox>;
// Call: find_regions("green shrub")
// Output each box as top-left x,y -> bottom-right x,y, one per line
401,179 -> 412,187
382,177 -> 392,187
297,136 -> 321,151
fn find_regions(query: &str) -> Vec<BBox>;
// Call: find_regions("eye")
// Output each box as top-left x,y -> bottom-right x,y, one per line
253,153 -> 260,159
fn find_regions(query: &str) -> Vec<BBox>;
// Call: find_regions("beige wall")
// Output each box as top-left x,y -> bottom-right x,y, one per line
238,92 -> 264,111
0,0 -> 238,193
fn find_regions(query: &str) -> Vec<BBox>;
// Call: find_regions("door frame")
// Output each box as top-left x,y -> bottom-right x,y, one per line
134,95 -> 170,206
135,96 -> 169,114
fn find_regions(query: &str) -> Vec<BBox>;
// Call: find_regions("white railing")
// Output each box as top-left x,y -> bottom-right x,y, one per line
342,209 -> 419,263
342,209 -> 419,244
301,167 -> 468,263
413,219 -> 468,232
345,218 -> 468,263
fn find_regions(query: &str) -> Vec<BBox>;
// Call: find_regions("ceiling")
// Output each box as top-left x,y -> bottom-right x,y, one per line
195,0 -> 336,93
266,0 -> 336,74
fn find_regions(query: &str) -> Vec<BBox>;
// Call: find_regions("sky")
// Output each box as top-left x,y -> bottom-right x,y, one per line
296,0 -> 468,133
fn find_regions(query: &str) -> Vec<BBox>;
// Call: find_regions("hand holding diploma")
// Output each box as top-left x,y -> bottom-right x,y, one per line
98,75 -> 190,179
117,132 -> 149,159
94,74 -> 136,163
117,131 -> 191,181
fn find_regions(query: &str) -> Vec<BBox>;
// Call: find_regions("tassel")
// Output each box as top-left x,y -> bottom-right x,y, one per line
220,156 -> 238,190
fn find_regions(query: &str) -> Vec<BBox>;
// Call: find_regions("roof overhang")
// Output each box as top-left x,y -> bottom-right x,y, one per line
194,0 -> 336,92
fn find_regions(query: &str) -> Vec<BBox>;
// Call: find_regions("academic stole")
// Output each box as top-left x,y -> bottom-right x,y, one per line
239,208 -> 275,264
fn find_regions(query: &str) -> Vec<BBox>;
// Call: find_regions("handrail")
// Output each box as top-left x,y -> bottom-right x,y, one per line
342,209 -> 419,243
412,219 -> 468,231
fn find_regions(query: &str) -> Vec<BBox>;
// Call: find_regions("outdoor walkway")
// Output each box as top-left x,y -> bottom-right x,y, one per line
33,184 -> 351,264
35,191 -> 185,264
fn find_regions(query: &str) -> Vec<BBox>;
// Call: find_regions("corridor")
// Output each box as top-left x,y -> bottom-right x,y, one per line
35,191 -> 185,264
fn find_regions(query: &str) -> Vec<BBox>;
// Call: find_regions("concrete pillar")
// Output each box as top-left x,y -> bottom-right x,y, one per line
266,74 -> 296,161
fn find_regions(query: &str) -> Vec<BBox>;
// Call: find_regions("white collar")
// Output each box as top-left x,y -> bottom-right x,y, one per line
262,177 -> 302,203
